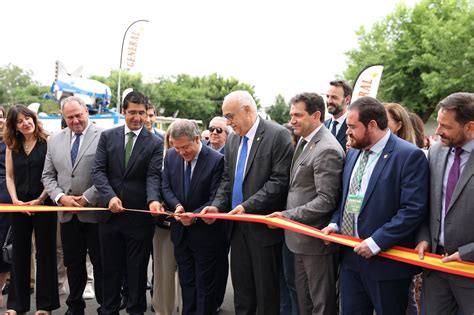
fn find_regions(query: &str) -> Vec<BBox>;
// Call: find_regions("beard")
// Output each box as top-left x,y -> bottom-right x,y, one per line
349,130 -> 372,150
328,102 -> 344,116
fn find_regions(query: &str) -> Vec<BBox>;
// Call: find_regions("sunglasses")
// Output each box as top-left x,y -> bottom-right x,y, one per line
208,126 -> 224,134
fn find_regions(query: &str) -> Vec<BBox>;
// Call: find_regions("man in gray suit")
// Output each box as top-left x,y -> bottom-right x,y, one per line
268,93 -> 344,314
42,96 -> 103,315
416,92 -> 474,314
202,90 -> 293,314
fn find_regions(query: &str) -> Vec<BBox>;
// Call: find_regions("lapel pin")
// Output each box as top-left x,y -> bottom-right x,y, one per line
256,137 -> 260,141
384,154 -> 389,159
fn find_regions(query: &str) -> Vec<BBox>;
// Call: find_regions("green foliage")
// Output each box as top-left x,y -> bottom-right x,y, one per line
143,73 -> 258,126
344,0 -> 474,121
266,94 -> 290,124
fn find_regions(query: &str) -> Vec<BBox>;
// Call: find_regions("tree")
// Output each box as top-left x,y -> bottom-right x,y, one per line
0,64 -> 57,112
266,94 -> 290,124
344,0 -> 474,121
90,70 -> 144,110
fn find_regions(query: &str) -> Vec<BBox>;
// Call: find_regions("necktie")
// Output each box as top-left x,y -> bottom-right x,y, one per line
341,150 -> 370,236
232,136 -> 248,209
445,147 -> 463,212
124,132 -> 136,167
183,161 -> 192,199
70,133 -> 82,166
331,120 -> 338,136
292,139 -> 307,168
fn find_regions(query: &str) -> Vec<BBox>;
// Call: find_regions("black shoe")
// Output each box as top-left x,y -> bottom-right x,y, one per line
150,305 -> 154,312
65,309 -> 85,315
119,294 -> 128,311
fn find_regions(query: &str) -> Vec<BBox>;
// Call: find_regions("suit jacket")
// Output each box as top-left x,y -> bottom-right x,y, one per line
42,124 -> 102,223
417,143 -> 474,263
92,125 -> 163,225
283,127 -> 344,255
212,119 -> 293,246
331,133 -> 429,280
162,144 -> 225,246
324,118 -> 348,149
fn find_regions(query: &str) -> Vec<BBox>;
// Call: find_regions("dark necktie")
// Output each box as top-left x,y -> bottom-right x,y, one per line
70,133 -> 82,166
232,136 -> 248,209
331,120 -> 338,136
341,150 -> 370,236
445,147 -> 463,212
124,132 -> 136,167
184,161 -> 192,198
292,139 -> 307,168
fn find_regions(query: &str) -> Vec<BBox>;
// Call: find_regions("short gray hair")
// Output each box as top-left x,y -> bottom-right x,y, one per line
61,96 -> 87,111
209,116 -> 231,134
224,90 -> 257,113
169,119 -> 200,140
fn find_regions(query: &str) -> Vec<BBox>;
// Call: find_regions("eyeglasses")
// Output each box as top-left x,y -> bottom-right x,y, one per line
126,110 -> 146,117
209,126 -> 224,134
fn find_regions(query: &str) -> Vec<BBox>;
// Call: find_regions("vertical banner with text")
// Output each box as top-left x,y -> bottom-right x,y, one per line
351,64 -> 384,103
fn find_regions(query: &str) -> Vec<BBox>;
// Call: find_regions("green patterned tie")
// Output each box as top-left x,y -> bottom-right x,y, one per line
341,150 -> 370,236
124,132 -> 136,167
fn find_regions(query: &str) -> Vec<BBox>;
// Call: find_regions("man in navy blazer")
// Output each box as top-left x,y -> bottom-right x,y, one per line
161,119 -> 224,315
323,97 -> 429,314
324,79 -> 351,150
92,91 -> 163,315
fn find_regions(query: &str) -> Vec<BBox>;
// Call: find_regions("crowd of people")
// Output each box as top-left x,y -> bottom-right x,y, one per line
0,82 -> 472,315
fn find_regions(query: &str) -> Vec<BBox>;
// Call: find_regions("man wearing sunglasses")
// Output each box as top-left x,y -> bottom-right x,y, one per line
208,117 -> 229,154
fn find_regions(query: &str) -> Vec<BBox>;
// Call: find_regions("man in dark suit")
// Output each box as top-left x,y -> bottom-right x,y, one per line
323,96 -> 429,314
42,96 -> 103,315
324,79 -> 352,149
202,90 -> 293,314
269,93 -> 344,314
161,119 -> 224,314
92,91 -> 163,315
206,116 -> 230,311
416,92 -> 474,314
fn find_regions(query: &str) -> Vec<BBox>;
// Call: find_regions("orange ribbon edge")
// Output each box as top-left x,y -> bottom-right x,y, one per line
1,204 -> 472,278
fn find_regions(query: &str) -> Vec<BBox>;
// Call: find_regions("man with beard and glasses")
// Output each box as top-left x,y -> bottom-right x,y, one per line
415,92 -> 474,314
324,80 -> 352,150
322,96 -> 429,315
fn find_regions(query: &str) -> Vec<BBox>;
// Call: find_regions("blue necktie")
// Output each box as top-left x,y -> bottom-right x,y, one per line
70,133 -> 82,166
183,161 -> 192,199
232,136 -> 248,209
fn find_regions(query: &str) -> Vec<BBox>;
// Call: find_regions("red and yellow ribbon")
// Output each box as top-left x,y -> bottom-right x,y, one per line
1,204 -> 473,278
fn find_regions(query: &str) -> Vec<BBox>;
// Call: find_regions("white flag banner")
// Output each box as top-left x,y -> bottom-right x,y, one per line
351,64 -> 384,102
121,20 -> 149,71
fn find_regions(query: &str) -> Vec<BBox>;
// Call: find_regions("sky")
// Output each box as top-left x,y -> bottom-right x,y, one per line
0,0 -> 416,107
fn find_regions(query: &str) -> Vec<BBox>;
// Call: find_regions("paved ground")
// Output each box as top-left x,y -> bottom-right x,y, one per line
0,265 -> 234,314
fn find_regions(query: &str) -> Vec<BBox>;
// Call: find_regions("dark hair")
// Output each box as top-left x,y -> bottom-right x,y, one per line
123,91 -> 148,111
437,92 -> 474,125
290,93 -> 325,122
0,106 -> 6,142
147,103 -> 156,114
348,96 -> 388,130
330,80 -> 353,98
4,104 -> 48,153
408,112 -> 426,149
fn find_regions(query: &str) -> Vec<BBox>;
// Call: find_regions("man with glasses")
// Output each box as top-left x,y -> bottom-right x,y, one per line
92,91 -> 163,315
208,116 -> 229,154
202,90 -> 293,314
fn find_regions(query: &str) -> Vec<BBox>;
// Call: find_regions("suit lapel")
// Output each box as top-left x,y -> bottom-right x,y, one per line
188,146 -> 209,201
290,128 -> 323,184
72,125 -> 98,171
447,150 -> 474,212
125,127 -> 148,175
62,129 -> 74,169
337,120 -> 347,142
115,126 -> 126,175
360,134 -> 395,211
433,146 -> 449,219
244,120 -> 265,179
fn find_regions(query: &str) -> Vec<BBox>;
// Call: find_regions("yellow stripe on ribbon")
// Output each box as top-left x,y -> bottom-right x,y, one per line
1,204 -> 472,278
